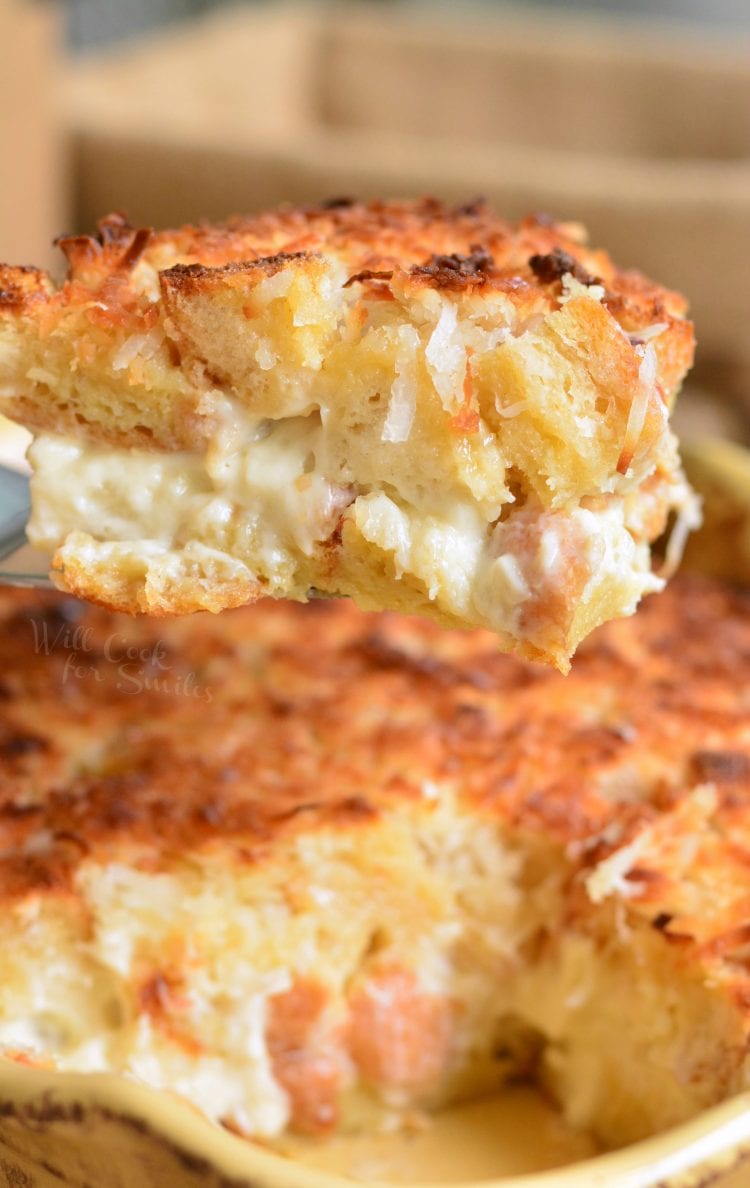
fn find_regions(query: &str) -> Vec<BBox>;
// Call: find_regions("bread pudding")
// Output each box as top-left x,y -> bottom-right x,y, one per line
0,574 -> 747,1147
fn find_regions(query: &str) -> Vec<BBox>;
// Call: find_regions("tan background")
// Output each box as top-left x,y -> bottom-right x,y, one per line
0,0 -> 66,271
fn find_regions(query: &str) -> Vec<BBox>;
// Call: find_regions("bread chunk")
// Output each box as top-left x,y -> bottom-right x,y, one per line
0,199 -> 697,668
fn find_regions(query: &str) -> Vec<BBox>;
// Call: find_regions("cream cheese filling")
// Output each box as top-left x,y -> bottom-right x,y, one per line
27,393 -> 674,645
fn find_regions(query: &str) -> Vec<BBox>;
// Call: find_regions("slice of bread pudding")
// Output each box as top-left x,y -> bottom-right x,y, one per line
0,199 -> 696,669
0,574 -> 748,1147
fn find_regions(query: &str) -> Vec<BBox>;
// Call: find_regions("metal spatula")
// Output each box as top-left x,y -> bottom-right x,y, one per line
0,466 -> 52,588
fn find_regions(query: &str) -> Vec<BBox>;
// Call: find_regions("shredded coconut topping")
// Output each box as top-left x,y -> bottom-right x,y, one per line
382,326 -> 420,443
617,344 -> 658,475
111,330 -> 164,372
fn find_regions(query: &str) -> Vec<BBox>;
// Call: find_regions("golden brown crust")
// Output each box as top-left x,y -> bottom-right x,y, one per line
0,202 -> 693,437
2,199 -> 689,322
0,201 -> 693,494
159,252 -> 315,295
0,265 -> 53,309
49,544 -> 265,617
0,573 -> 748,987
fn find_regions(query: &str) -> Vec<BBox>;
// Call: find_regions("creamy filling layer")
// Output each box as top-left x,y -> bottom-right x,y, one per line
27,399 -> 673,647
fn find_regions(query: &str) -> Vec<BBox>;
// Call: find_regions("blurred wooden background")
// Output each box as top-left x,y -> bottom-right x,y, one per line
0,0 -> 66,271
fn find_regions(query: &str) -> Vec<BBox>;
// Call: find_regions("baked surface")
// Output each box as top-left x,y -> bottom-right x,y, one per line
0,199 -> 696,667
0,574 -> 748,1145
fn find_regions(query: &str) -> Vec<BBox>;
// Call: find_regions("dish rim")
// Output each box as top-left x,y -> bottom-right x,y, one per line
1,1059 -> 750,1188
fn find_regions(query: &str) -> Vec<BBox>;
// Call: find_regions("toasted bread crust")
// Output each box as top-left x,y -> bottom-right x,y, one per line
4,199 -> 689,325
0,201 -> 694,461
0,199 -> 692,449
